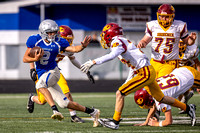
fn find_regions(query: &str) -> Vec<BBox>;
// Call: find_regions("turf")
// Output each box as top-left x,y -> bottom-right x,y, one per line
0,92 -> 199,133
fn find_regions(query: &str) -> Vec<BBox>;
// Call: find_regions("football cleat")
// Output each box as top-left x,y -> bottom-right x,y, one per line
51,111 -> 64,121
179,110 -> 187,114
184,91 -> 194,104
71,115 -> 85,123
90,108 -> 100,127
27,93 -> 34,113
98,118 -> 119,130
186,104 -> 196,126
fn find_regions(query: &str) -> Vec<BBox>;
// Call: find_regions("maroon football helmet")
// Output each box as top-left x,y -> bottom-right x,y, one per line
134,88 -> 154,109
59,25 -> 74,46
157,4 -> 175,28
100,23 -> 123,49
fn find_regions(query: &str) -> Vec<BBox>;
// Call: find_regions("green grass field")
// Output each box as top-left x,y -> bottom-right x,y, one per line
0,92 -> 200,133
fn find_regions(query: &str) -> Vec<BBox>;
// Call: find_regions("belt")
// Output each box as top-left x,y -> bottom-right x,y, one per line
153,59 -> 179,64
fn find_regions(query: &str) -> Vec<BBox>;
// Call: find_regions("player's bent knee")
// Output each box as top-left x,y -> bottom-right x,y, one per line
116,90 -> 122,96
57,98 -> 70,108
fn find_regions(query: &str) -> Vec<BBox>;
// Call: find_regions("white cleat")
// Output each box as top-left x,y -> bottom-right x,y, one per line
90,108 -> 100,127
51,111 -> 64,121
98,118 -> 119,129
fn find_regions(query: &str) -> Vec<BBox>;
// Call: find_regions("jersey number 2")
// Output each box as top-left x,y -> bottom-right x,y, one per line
40,51 -> 50,65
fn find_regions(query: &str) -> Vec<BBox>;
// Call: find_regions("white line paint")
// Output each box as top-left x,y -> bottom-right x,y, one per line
0,94 -> 199,99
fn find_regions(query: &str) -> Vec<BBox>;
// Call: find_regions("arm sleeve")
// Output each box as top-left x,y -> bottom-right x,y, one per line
94,45 -> 124,65
69,57 -> 81,69
180,23 -> 189,39
60,38 -> 70,51
145,22 -> 152,37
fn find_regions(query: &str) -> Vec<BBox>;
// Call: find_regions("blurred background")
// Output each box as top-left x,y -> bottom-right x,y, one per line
0,0 -> 199,92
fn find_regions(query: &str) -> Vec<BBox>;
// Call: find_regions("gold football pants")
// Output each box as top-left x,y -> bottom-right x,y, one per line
119,65 -> 164,102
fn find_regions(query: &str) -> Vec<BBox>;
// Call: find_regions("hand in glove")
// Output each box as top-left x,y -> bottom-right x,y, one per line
86,71 -> 95,84
30,68 -> 37,82
80,60 -> 95,73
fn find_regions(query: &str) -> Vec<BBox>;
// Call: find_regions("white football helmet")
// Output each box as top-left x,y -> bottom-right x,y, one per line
39,19 -> 59,42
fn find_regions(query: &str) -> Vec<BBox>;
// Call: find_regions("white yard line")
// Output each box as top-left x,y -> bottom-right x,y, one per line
0,94 -> 199,99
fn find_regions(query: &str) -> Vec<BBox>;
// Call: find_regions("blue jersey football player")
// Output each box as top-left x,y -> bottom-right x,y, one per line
23,19 -> 100,127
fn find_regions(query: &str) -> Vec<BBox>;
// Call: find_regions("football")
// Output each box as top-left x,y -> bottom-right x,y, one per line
29,46 -> 43,58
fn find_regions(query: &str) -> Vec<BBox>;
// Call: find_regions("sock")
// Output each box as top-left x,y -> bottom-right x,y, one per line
85,107 -> 94,114
113,110 -> 122,122
112,119 -> 120,125
70,111 -> 76,116
186,104 -> 190,113
51,105 -> 59,112
172,99 -> 187,111
31,96 -> 34,102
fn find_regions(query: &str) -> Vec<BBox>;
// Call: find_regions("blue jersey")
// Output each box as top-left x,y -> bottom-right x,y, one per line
26,34 -> 70,78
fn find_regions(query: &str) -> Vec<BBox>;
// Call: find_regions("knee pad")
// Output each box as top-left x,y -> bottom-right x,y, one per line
56,97 -> 70,108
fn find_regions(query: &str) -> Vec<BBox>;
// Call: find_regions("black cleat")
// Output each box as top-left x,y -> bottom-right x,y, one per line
187,104 -> 196,126
27,93 -> 34,113
71,115 -> 85,123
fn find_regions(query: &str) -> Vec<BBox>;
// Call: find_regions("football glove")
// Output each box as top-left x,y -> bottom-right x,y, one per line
80,60 -> 94,73
86,71 -> 95,84
30,68 -> 37,82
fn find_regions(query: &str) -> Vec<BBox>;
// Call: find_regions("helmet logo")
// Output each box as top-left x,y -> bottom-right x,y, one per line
112,42 -> 119,48
137,98 -> 144,105
103,25 -> 111,31
60,27 -> 65,32
162,107 -> 167,112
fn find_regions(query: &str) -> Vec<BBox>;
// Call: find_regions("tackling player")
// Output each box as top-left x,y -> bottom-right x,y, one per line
178,40 -> 200,113
80,22 -> 196,129
23,19 -> 100,127
27,25 -> 95,123
134,66 -> 199,126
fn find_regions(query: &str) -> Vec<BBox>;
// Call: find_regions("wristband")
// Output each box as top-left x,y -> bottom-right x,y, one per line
159,121 -> 163,127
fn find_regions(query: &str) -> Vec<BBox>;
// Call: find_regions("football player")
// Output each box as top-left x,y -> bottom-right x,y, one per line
137,4 -> 196,78
134,66 -> 199,126
27,25 -> 95,123
80,22 -> 196,129
137,3 -> 196,122
23,19 -> 100,127
178,40 -> 200,113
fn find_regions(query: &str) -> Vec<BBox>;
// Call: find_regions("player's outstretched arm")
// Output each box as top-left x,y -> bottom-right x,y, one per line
80,60 -> 96,73
148,110 -> 172,127
134,104 -> 156,126
68,56 -> 95,83
65,35 -> 91,53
